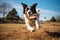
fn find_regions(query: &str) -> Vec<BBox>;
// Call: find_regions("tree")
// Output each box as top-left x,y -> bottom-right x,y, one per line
6,8 -> 20,21
44,17 -> 46,19
0,3 -> 12,19
55,16 -> 60,22
50,16 -> 56,22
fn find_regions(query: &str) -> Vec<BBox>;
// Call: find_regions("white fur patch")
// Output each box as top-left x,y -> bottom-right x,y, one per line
36,9 -> 40,13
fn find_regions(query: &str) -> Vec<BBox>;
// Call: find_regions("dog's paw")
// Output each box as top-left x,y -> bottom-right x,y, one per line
27,27 -> 35,32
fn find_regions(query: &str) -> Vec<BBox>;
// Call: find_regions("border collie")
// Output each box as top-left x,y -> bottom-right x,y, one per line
21,3 -> 40,32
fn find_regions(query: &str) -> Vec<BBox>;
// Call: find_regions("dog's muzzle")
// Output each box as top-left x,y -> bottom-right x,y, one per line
29,14 -> 38,20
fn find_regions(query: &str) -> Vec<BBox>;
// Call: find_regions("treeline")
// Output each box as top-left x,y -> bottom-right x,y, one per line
50,16 -> 60,22
45,16 -> 60,22
0,8 -> 24,23
0,3 -> 24,23
50,16 -> 56,22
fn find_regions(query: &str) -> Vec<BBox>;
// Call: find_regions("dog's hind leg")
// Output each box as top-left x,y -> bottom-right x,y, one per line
35,19 -> 40,29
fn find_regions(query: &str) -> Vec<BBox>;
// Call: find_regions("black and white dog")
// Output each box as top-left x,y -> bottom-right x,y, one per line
21,3 -> 40,32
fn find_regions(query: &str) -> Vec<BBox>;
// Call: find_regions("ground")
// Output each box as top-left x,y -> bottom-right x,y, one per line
0,22 -> 60,40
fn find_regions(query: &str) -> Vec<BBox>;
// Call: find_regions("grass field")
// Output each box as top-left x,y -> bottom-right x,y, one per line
0,22 -> 60,40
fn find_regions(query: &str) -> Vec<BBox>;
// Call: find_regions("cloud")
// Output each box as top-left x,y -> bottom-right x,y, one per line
37,8 -> 60,21
3,1 -> 23,17
12,4 -> 24,18
40,8 -> 60,14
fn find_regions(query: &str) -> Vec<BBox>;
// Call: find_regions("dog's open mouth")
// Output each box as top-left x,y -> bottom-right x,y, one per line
29,16 -> 38,19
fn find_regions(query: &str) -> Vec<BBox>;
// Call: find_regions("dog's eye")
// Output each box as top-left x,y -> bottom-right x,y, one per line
27,8 -> 29,10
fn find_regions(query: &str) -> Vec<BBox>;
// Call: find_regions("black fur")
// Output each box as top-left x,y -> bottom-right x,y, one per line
21,3 -> 38,14
21,3 -> 27,13
30,3 -> 37,13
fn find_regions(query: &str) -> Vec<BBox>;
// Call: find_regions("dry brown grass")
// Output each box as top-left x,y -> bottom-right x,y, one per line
0,22 -> 60,40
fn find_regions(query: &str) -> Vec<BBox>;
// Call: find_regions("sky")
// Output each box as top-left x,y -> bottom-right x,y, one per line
0,0 -> 60,21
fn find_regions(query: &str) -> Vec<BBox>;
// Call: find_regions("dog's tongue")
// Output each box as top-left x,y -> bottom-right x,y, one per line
29,16 -> 38,19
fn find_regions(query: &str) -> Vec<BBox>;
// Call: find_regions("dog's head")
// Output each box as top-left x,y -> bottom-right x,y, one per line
21,3 -> 40,20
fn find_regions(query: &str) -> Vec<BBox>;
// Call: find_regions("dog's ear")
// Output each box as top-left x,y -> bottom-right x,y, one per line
21,3 -> 27,8
21,3 -> 27,13
31,3 -> 38,13
31,3 -> 38,7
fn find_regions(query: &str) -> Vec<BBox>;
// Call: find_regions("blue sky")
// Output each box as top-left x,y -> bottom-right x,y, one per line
0,0 -> 60,21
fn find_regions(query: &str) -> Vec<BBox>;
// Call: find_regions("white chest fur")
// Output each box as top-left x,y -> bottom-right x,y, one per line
23,14 -> 40,32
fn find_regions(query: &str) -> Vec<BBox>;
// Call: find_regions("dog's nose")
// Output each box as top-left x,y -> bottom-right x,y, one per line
29,12 -> 31,14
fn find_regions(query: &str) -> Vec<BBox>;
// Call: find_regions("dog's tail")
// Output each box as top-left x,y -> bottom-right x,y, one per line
36,9 -> 40,14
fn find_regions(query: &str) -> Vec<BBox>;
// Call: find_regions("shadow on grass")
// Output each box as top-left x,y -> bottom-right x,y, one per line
46,31 -> 60,38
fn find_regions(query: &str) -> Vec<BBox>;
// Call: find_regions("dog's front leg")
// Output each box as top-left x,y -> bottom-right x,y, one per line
35,19 -> 40,29
26,23 -> 35,32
